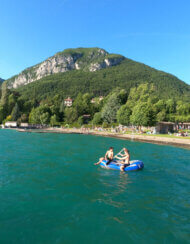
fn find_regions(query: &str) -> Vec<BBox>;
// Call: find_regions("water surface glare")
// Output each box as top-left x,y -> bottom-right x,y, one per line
0,130 -> 189,243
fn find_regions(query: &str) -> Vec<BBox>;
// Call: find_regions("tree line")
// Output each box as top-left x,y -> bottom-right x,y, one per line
0,82 -> 190,127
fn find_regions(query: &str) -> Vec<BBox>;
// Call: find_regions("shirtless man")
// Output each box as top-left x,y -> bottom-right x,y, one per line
115,148 -> 131,171
94,147 -> 114,165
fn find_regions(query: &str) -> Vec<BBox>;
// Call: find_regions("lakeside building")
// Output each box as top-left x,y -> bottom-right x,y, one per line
5,121 -> 18,128
176,122 -> 190,130
156,122 -> 175,134
20,123 -> 30,129
64,97 -> 73,107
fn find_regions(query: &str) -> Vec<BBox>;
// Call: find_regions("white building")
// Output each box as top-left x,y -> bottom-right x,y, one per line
20,123 -> 29,128
5,121 -> 17,128
64,97 -> 73,107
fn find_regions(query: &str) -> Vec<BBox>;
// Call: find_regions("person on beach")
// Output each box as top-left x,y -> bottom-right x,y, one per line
94,147 -> 114,165
115,148 -> 131,171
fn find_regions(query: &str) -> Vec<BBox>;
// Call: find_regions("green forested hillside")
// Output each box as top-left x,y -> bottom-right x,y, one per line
16,58 -> 190,102
1,48 -> 190,126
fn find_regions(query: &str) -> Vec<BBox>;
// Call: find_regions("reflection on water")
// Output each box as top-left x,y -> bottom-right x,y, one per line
97,169 -> 133,210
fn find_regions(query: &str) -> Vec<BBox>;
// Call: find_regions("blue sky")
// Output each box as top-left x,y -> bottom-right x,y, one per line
0,0 -> 190,84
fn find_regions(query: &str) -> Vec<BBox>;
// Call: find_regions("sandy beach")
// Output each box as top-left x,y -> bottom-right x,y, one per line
16,127 -> 190,148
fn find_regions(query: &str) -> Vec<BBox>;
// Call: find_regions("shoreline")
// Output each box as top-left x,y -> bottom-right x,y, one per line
15,128 -> 190,149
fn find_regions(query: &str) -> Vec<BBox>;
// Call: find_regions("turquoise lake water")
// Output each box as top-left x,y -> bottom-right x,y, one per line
0,130 -> 189,244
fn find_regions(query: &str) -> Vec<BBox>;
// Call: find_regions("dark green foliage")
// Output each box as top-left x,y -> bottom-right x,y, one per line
64,107 -> 78,124
73,93 -> 87,116
50,114 -> 59,126
11,103 -> 20,121
59,100 -> 65,114
72,93 -> 96,118
0,81 -> 190,125
0,105 -> 5,123
1,83 -> 10,106
130,102 -> 155,127
1,45 -> 190,125
19,114 -> 28,122
101,93 -> 122,123
117,105 -> 132,125
12,57 -> 190,103
92,112 -> 102,125
77,116 -> 84,126
29,105 -> 51,124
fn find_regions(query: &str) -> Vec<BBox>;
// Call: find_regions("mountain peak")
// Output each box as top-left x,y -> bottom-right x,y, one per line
57,47 -> 108,56
6,47 -> 125,88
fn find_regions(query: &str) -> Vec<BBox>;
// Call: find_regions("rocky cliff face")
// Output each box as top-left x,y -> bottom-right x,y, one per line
89,57 -> 125,72
6,48 -> 125,88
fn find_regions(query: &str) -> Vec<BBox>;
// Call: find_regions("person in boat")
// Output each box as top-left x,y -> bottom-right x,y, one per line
115,148 -> 131,171
94,147 -> 114,165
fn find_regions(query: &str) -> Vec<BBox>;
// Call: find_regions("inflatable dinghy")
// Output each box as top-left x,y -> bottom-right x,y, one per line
100,160 -> 144,172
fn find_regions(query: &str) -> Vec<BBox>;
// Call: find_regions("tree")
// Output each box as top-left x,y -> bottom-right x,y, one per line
29,108 -> 41,124
92,112 -> 102,125
0,105 -> 6,123
73,93 -> 92,117
59,100 -> 65,114
64,107 -> 78,124
8,93 -> 17,114
117,104 -> 131,125
52,94 -> 61,108
73,93 -> 84,117
176,101 -> 190,116
126,83 -> 156,109
0,83 -> 10,119
77,116 -> 84,126
29,105 -> 51,124
156,110 -> 167,122
40,112 -> 50,125
130,102 -> 155,128
0,83 -> 10,106
50,114 -> 59,126
101,93 -> 121,123
117,89 -> 128,104
49,105 -> 57,115
11,103 -> 20,121
166,99 -> 176,114
154,100 -> 166,113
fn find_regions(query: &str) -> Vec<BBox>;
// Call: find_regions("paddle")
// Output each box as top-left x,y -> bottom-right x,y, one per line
114,148 -> 125,159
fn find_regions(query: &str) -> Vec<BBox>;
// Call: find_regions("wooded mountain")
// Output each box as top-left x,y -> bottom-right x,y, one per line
5,47 -> 190,101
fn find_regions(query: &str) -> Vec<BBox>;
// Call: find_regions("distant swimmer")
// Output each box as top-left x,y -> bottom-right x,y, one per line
94,147 -> 114,165
115,148 -> 131,171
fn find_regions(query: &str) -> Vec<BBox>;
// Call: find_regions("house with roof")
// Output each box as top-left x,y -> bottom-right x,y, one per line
64,97 -> 73,107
